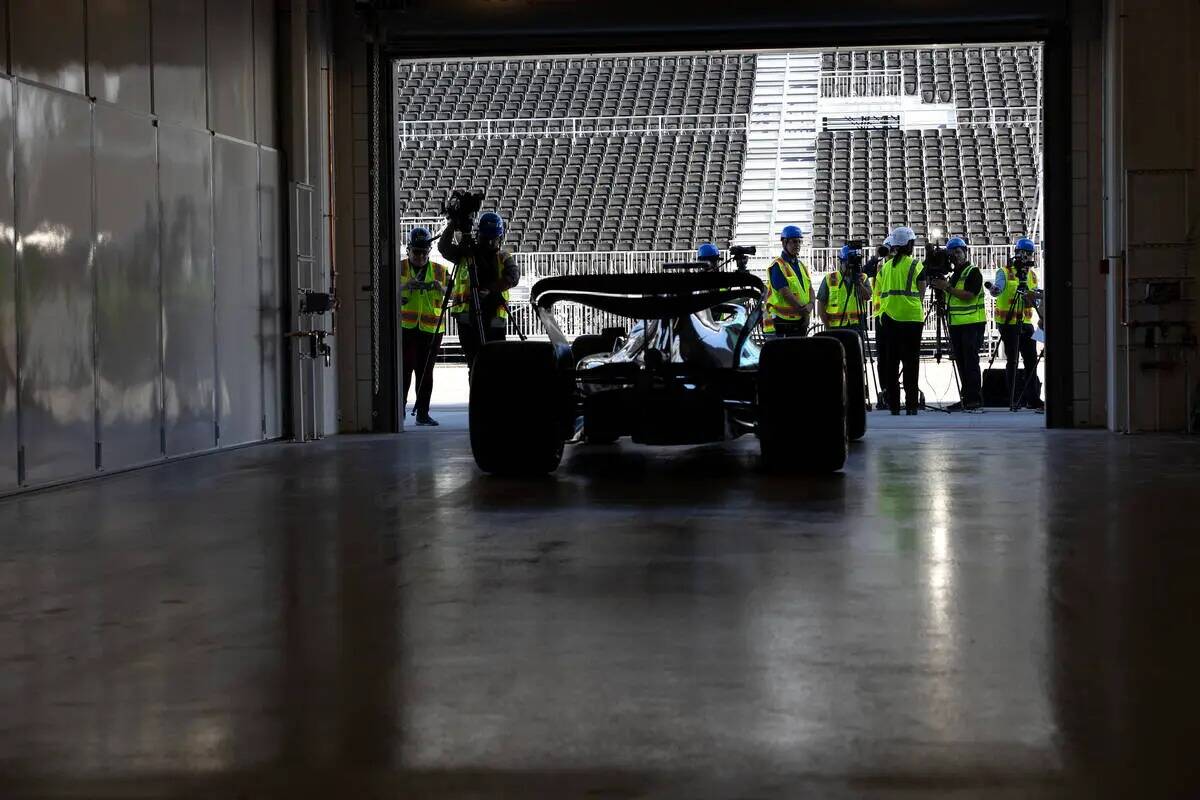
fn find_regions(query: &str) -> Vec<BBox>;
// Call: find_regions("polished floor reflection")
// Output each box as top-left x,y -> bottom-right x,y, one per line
1,424 -> 1197,798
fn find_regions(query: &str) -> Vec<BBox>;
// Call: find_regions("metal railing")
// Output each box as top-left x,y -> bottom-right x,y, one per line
819,69 -> 903,99
397,113 -> 751,143
421,246 -> 1035,351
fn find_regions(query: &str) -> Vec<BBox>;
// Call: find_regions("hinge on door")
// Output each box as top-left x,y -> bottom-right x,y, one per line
95,442 -> 102,470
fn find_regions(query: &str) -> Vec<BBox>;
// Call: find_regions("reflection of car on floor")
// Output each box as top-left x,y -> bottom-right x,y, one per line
468,266 -> 866,476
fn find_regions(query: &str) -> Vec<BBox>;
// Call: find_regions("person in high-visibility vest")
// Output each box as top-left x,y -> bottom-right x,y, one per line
438,211 -> 520,370
400,227 -> 448,425
763,225 -> 814,337
876,226 -> 927,415
987,238 -> 1044,411
817,243 -> 871,334
929,237 -> 985,410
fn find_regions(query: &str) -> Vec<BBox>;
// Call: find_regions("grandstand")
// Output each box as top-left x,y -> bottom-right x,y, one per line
394,54 -> 755,252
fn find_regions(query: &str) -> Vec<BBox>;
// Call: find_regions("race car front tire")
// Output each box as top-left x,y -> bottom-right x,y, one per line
470,341 -> 570,475
758,337 -> 848,472
571,334 -> 613,362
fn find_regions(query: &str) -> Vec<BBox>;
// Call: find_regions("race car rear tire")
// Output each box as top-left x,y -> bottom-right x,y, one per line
470,341 -> 569,475
816,329 -> 866,441
571,334 -> 612,362
758,337 -> 847,472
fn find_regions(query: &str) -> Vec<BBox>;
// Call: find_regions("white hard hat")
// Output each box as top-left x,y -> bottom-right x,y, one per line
883,233 -> 895,247
889,226 -> 916,246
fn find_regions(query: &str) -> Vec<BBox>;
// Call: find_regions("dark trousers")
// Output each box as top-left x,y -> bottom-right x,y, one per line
772,318 -> 810,338
999,322 -> 1041,406
949,322 -> 985,404
459,319 -> 507,371
879,315 -> 922,411
402,328 -> 443,416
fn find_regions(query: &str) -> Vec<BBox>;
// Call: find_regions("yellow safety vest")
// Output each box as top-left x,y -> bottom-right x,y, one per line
878,255 -> 925,323
946,264 -> 986,326
764,256 -> 811,334
400,259 -> 448,334
448,253 -> 510,320
994,266 -> 1038,324
826,271 -> 869,327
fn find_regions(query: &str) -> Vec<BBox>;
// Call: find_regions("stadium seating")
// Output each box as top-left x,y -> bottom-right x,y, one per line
812,126 -> 1038,247
395,54 -> 754,252
820,45 -> 1038,109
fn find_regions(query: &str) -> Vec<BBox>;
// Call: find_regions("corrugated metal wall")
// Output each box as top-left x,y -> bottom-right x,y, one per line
0,0 -> 284,493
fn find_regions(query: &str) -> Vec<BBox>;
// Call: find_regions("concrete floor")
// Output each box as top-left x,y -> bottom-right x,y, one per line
1,420 -> 1198,798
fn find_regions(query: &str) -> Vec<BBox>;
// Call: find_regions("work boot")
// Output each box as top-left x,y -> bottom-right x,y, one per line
415,413 -> 439,427
963,399 -> 982,411
945,401 -> 965,412
1026,398 -> 1045,412
906,408 -> 919,416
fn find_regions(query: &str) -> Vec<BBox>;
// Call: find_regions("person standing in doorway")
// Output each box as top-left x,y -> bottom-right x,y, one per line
763,225 -> 814,337
875,226 -> 927,415
400,227 -> 447,426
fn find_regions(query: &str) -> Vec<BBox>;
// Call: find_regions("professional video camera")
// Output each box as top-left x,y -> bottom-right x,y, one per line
729,244 -> 756,271
1010,252 -> 1034,288
442,189 -> 485,233
922,240 -> 953,280
842,240 -> 865,278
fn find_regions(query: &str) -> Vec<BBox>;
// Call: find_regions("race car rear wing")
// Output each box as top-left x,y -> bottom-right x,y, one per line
530,271 -> 765,320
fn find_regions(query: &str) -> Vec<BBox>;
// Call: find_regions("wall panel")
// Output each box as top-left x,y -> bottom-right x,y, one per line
214,136 -> 263,446
94,106 -> 160,469
15,83 -> 95,484
207,0 -> 255,142
254,0 -> 278,147
259,147 -> 283,438
150,0 -> 207,129
87,0 -> 152,112
160,124 -> 216,456
0,79 -> 16,489
10,0 -> 86,93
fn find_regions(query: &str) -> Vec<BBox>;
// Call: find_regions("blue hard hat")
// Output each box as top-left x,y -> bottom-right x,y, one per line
946,236 -> 968,250
697,242 -> 720,259
1015,237 -> 1036,253
838,244 -> 860,260
477,212 -> 505,240
408,226 -> 433,248
780,225 -> 804,240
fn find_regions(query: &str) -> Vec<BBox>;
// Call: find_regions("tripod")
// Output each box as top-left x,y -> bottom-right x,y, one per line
832,272 -> 879,412
919,280 -> 961,413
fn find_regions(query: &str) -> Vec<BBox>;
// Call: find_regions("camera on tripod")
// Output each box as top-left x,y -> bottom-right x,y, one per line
442,189 -> 485,233
728,244 -> 756,271
1011,254 -> 1034,290
842,240 -> 865,278
922,241 -> 954,280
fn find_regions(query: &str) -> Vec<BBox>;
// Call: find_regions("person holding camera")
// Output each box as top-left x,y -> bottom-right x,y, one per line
929,237 -> 985,410
987,237 -> 1044,410
764,225 -> 814,337
875,226 -> 927,415
399,227 -> 447,426
438,210 -> 520,370
818,243 -> 871,334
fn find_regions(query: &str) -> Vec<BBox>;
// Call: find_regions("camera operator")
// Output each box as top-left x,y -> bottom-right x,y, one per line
875,226 -> 927,415
818,244 -> 871,334
438,210 -> 520,370
400,227 -> 447,426
764,225 -> 815,337
928,237 -> 985,410
986,237 -> 1044,410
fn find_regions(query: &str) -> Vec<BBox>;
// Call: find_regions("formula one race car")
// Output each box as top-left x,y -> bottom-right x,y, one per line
468,265 -> 866,476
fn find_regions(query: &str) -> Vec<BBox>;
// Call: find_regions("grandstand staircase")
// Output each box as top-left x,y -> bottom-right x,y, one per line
733,52 -> 821,250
